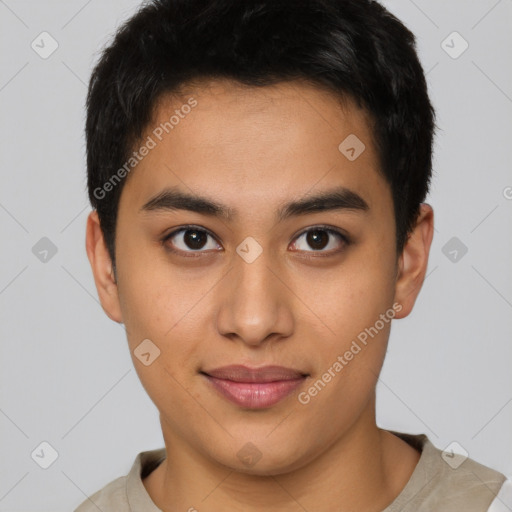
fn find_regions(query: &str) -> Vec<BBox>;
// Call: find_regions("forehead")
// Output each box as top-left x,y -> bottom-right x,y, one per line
120,78 -> 390,220
152,78 -> 374,152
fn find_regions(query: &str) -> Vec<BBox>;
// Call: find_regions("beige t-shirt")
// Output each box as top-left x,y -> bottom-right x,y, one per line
74,431 -> 509,511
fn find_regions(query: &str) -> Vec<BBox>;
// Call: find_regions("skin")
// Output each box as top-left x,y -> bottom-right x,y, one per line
86,78 -> 434,511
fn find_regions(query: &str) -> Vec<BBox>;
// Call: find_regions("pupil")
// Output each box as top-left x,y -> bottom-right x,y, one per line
307,230 -> 328,250
185,229 -> 207,250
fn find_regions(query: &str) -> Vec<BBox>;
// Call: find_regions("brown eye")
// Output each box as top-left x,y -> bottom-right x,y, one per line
181,229 -> 208,250
306,229 -> 330,250
163,226 -> 221,255
290,227 -> 348,254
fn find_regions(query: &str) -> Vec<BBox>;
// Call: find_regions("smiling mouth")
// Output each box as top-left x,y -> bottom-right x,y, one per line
200,365 -> 309,409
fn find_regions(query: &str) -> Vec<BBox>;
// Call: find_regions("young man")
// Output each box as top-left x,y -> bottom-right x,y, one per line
78,0 -> 510,510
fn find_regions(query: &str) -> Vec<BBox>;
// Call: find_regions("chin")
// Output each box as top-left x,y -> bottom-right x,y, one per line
209,438 -> 312,476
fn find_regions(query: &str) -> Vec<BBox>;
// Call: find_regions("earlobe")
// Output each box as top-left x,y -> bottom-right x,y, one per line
85,210 -> 123,323
393,203 -> 434,319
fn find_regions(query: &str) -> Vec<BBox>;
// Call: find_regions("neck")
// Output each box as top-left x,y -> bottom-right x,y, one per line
143,396 -> 420,512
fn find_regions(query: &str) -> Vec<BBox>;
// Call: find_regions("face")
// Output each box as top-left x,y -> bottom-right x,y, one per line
87,78 -> 432,475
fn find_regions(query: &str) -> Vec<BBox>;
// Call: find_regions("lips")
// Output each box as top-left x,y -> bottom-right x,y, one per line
201,365 -> 308,409
203,365 -> 307,382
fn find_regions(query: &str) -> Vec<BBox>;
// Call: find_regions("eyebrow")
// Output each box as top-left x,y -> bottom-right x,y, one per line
139,185 -> 369,221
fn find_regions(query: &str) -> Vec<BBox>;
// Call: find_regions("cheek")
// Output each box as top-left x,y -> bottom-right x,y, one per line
117,264 -> 207,414
116,247 -> 218,372
296,236 -> 397,395
116,229 -> 183,335
116,250 -> 176,351
117,269 -> 171,339
297,292 -> 394,440
297,250 -> 396,339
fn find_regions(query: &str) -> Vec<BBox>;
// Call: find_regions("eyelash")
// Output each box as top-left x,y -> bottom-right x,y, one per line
161,224 -> 350,259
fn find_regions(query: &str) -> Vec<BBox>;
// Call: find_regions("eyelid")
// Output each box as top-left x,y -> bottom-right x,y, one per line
163,224 -> 219,241
291,224 -> 350,243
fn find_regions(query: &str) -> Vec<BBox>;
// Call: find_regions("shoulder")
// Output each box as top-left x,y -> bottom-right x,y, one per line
74,475 -> 128,512
73,448 -> 166,512
388,431 -> 508,512
425,438 -> 506,504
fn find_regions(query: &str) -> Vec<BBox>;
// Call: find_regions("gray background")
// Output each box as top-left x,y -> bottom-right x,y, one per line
0,0 -> 511,510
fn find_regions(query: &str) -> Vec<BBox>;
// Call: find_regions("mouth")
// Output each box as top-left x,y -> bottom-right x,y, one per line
200,365 -> 309,409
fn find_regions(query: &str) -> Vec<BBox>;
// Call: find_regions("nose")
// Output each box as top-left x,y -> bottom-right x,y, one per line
215,246 -> 294,347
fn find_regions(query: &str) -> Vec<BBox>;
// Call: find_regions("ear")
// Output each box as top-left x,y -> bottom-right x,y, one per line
85,210 -> 123,323
393,203 -> 434,319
